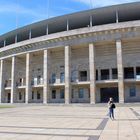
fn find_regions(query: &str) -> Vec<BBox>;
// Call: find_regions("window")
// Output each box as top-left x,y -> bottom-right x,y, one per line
79,88 -> 84,98
60,72 -> 65,83
60,89 -> 64,99
52,90 -> 56,99
96,70 -> 98,80
4,80 -> 8,87
19,78 -> 22,86
101,69 -> 109,80
88,88 -> 90,98
52,73 -> 56,83
32,91 -> 34,100
37,91 -> 41,100
124,67 -> 134,79
136,67 -> 140,79
79,71 -> 87,81
20,78 -> 22,82
130,86 -> 136,97
71,89 -> 74,98
71,71 -> 77,82
37,75 -> 41,84
112,68 -> 118,79
33,78 -> 37,86
19,92 -> 22,100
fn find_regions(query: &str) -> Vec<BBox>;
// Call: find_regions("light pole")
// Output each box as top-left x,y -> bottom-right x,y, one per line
47,0 -> 50,19
90,0 -> 93,9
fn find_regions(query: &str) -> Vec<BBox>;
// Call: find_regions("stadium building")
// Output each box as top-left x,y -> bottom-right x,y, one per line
0,2 -> 140,104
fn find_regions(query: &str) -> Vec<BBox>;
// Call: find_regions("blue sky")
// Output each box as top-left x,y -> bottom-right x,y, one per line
0,0 -> 140,35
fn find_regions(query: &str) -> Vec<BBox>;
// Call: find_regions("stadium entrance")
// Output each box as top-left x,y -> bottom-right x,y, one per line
100,87 -> 119,103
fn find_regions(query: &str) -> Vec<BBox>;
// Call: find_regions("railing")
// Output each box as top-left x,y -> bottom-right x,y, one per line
31,78 -> 43,86
60,79 -> 65,83
16,82 -> 25,87
49,79 -> 65,84
71,77 -> 88,82
112,74 -> 118,79
124,74 -> 134,79
101,75 -> 109,80
79,76 -> 88,82
4,80 -> 11,88
71,77 -> 78,82
49,79 -> 56,84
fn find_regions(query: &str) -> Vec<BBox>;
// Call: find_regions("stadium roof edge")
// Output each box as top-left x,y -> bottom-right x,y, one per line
0,2 -> 140,41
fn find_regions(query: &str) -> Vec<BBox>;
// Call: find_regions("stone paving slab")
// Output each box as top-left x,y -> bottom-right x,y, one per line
0,105 -> 139,140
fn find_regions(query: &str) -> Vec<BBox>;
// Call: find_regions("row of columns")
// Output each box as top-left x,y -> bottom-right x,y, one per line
89,40 -> 124,103
0,40 -> 124,104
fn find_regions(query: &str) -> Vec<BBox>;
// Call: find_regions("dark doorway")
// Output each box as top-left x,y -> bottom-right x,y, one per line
100,87 -> 119,103
7,93 -> 11,103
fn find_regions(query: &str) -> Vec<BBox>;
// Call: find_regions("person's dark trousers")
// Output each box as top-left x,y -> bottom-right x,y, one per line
109,108 -> 114,119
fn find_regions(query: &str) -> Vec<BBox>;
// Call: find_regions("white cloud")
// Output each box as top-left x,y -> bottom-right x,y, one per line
74,0 -> 91,5
73,0 -> 140,8
0,3 -> 47,19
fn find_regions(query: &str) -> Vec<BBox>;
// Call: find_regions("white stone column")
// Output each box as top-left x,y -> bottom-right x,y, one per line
89,43 -> 96,104
15,35 -> 18,43
90,15 -> 93,27
11,56 -> 17,103
65,46 -> 71,104
4,40 -> 6,47
29,30 -> 32,39
109,68 -> 112,80
26,53 -> 32,103
116,40 -> 124,103
43,49 -> 49,104
134,67 -> 136,79
98,68 -> 101,81
46,25 -> 48,35
116,10 -> 119,23
0,60 -> 4,103
67,19 -> 69,31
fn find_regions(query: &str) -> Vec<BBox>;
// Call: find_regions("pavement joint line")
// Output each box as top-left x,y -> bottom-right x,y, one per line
88,136 -> 100,140
117,107 -> 120,140
96,118 -> 109,130
94,114 -> 109,140
127,108 -> 139,140
0,125 -> 104,131
0,116 -> 109,131
0,131 -> 99,138
96,113 -> 109,130
0,115 -> 107,119
130,108 -> 140,119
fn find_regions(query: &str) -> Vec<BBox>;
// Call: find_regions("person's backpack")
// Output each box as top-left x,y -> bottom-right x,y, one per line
111,103 -> 116,109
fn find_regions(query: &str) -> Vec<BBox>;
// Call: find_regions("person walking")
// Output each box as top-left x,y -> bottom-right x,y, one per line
108,97 -> 116,120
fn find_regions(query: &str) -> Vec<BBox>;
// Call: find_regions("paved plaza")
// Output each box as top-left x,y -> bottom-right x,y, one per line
0,104 -> 139,140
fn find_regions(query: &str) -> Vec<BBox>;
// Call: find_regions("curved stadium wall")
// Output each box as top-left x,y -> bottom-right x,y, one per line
0,2 -> 140,104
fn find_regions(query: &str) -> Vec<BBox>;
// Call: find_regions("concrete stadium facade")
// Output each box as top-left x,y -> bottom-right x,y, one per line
0,2 -> 140,104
